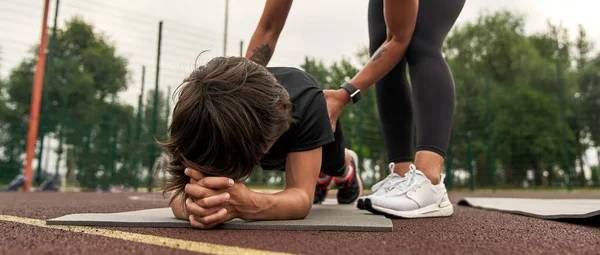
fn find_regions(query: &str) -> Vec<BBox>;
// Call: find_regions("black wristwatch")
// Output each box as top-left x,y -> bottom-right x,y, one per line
340,82 -> 361,104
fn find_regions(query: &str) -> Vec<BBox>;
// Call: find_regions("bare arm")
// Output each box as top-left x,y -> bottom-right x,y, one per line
322,0 -> 418,131
245,0 -> 293,66
170,192 -> 188,220
347,0 -> 418,93
182,147 -> 322,224
240,147 -> 322,220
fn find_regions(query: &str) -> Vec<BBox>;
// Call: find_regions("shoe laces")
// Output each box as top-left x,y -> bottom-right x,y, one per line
390,164 -> 419,193
372,162 -> 400,192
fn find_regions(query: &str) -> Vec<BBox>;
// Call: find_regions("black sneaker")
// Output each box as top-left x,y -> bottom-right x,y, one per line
313,177 -> 332,204
334,149 -> 363,204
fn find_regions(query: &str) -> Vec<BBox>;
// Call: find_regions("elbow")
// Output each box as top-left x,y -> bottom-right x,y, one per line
382,34 -> 413,61
296,192 -> 313,219
295,203 -> 312,220
386,33 -> 412,48
289,189 -> 313,220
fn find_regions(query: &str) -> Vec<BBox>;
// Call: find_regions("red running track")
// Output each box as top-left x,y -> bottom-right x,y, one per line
1,191 -> 599,255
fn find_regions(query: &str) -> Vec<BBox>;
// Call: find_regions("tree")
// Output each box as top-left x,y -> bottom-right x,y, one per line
579,54 -> 600,150
0,63 -> 30,183
571,24 -> 595,186
443,10 -> 585,187
591,166 -> 600,186
0,75 -> 19,182
0,16 -> 145,189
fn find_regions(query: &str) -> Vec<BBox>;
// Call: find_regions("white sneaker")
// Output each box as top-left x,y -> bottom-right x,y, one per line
366,164 -> 453,218
357,163 -> 405,210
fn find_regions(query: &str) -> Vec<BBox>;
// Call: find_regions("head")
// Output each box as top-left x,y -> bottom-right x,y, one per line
160,56 -> 293,199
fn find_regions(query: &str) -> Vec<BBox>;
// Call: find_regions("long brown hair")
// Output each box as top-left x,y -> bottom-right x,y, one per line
159,56 -> 293,202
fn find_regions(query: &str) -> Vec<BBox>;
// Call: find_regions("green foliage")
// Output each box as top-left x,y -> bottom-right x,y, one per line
591,166 -> 600,186
0,16 -> 169,189
0,76 -> 21,182
444,10 -> 598,188
579,54 -> 600,146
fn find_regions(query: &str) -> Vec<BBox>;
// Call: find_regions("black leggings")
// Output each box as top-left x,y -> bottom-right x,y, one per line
368,0 -> 465,162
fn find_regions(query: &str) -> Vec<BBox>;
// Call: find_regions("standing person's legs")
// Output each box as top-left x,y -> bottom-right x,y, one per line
356,0 -> 416,210
368,0 -> 414,173
365,0 -> 465,218
405,0 -> 465,184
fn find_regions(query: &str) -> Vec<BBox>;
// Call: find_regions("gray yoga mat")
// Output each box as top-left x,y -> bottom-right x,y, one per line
46,202 -> 392,232
458,197 -> 600,219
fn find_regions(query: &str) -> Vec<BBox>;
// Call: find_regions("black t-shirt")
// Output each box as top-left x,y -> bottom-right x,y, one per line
259,67 -> 334,170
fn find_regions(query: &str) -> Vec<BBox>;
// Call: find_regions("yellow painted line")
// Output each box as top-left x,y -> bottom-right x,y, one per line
1,214 -> 295,255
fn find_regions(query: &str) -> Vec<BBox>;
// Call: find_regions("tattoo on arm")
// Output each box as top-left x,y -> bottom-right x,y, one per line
371,46 -> 387,62
249,44 -> 273,66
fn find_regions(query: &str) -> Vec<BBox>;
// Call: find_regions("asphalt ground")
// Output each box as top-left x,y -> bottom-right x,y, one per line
1,191 -> 599,255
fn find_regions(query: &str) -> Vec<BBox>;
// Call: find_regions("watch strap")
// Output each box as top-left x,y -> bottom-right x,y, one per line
340,82 -> 361,104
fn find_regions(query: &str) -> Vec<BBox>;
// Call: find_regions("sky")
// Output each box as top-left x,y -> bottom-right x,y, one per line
0,0 -> 599,172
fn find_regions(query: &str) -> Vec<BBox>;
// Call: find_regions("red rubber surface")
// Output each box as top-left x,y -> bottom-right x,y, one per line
1,191 -> 599,254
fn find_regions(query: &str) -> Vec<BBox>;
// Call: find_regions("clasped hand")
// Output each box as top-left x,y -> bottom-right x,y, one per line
183,168 -> 250,229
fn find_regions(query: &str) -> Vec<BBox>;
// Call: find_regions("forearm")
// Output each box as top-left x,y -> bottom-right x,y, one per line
240,187 -> 311,221
244,29 -> 279,66
238,148 -> 320,221
349,39 -> 411,91
348,0 -> 418,93
244,0 -> 292,66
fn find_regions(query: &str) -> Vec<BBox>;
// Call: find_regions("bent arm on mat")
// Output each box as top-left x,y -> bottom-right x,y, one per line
245,0 -> 293,66
241,147 -> 322,221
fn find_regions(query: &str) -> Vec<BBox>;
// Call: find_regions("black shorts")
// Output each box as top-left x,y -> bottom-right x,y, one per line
261,119 -> 347,177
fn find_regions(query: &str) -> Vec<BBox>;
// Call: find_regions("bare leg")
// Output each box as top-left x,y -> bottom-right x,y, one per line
392,162 -> 414,176
414,151 -> 443,185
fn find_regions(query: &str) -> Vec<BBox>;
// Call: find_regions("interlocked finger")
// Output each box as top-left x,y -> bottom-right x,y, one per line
195,192 -> 230,208
184,184 -> 223,199
185,198 -> 223,217
188,208 -> 227,229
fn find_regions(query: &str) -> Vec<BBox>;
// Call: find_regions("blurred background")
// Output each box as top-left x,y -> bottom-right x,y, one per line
0,0 -> 599,192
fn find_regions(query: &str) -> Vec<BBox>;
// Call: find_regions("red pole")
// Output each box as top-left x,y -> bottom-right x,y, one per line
24,0 -> 51,192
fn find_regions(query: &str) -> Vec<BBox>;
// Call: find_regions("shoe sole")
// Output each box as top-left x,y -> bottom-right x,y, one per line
364,199 -> 384,215
347,149 -> 363,199
365,198 -> 454,219
357,198 -> 364,209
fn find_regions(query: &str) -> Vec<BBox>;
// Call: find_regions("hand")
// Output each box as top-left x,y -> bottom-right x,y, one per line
323,89 -> 351,131
183,168 -> 253,229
